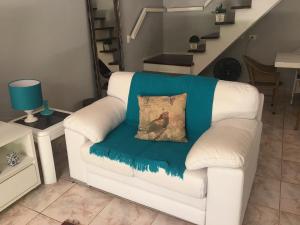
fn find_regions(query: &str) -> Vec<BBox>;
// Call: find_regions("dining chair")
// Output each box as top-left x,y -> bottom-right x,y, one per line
243,55 -> 281,114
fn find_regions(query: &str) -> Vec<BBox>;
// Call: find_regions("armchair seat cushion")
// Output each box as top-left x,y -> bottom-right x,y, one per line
134,168 -> 207,198
80,142 -> 134,177
90,122 -> 197,178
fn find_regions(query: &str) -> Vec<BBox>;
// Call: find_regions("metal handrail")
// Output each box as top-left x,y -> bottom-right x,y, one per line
129,0 -> 214,41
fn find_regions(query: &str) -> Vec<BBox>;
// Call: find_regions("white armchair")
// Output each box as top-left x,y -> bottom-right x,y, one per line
64,72 -> 263,225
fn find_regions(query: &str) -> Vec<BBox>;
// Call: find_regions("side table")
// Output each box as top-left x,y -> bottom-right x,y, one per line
10,108 -> 71,184
0,122 -> 41,211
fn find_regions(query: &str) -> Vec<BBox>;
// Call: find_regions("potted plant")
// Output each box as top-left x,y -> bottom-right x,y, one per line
215,3 -> 226,23
189,35 -> 200,50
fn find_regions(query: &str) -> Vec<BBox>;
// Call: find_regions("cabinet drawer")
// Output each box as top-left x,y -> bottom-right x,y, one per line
0,164 -> 38,208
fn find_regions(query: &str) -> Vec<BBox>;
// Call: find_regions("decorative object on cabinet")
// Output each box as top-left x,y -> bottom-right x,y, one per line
6,152 -> 21,167
40,100 -> 54,116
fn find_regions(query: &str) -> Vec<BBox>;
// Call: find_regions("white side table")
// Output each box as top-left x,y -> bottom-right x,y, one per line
0,122 -> 41,211
10,108 -> 71,184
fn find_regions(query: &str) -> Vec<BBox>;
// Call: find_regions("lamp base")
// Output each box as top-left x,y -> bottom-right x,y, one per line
24,110 -> 38,123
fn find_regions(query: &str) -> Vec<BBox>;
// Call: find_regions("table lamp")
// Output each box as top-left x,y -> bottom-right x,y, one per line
8,79 -> 43,123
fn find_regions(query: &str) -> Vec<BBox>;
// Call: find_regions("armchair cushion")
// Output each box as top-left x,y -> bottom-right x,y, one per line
185,119 -> 258,170
64,96 -> 126,143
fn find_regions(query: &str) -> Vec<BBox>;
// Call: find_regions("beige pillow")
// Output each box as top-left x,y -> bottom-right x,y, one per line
135,93 -> 187,142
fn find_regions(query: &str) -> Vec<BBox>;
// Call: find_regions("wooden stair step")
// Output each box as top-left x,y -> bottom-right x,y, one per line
96,37 -> 117,42
144,54 -> 194,67
201,32 -> 220,39
109,61 -> 119,65
94,16 -> 105,21
94,26 -> 114,31
230,0 -> 252,9
99,48 -> 118,53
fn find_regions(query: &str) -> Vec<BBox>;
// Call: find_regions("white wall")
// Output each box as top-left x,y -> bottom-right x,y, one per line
163,11 -> 217,53
120,0 -> 164,71
0,0 -> 95,121
204,0 -> 300,90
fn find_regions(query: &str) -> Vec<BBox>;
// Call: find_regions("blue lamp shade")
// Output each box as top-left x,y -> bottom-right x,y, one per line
8,80 -> 43,110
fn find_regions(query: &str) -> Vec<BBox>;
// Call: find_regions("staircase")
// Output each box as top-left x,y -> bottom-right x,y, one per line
141,0 -> 282,75
93,8 -> 120,76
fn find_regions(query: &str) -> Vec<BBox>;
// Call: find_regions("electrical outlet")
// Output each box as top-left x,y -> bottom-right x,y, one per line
249,35 -> 257,40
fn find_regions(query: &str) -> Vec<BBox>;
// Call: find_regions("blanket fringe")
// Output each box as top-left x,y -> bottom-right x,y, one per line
90,149 -> 184,179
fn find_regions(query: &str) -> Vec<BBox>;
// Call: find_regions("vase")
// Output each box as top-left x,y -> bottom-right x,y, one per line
216,13 -> 225,23
190,43 -> 198,50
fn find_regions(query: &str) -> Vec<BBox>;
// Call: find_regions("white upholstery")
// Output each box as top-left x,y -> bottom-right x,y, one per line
107,72 -> 260,121
134,168 -> 207,199
64,71 -> 264,225
107,72 -> 133,107
80,140 -> 207,198
64,96 -> 125,143
85,164 -> 207,225
186,119 -> 258,170
212,81 -> 260,122
205,121 -> 262,225
80,142 -> 134,177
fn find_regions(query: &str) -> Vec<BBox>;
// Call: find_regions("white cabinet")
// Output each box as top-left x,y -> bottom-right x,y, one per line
0,122 -> 41,212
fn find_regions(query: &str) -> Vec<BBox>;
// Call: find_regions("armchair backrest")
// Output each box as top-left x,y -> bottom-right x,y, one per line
108,72 -> 260,122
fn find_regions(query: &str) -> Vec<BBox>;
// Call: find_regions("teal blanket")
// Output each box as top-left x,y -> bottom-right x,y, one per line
90,72 -> 218,178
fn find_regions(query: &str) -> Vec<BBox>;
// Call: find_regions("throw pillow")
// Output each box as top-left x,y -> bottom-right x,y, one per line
135,93 -> 187,142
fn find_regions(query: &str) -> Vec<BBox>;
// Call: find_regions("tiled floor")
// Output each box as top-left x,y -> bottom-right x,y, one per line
1,92 -> 300,225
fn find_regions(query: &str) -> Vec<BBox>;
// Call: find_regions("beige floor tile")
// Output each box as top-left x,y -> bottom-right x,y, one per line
280,212 -> 300,225
249,176 -> 281,210
90,198 -> 157,225
284,130 -> 300,145
263,125 -> 283,140
262,111 -> 284,129
27,214 -> 60,225
283,143 -> 300,163
284,103 -> 300,130
282,160 -> 300,185
260,127 -> 283,159
0,204 -> 38,225
283,130 -> 300,162
243,204 -> 279,225
284,110 -> 299,130
42,184 -> 113,224
19,179 -> 74,212
256,155 -> 281,179
151,213 -> 193,225
281,182 -> 300,216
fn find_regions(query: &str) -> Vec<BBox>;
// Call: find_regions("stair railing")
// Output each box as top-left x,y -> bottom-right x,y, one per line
130,8 -> 165,40
128,0 -> 214,42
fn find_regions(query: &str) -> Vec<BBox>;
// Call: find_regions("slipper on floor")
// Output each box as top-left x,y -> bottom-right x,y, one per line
61,219 -> 80,225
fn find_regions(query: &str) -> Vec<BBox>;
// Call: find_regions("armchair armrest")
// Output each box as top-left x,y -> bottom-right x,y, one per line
185,119 -> 259,170
64,96 -> 126,143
